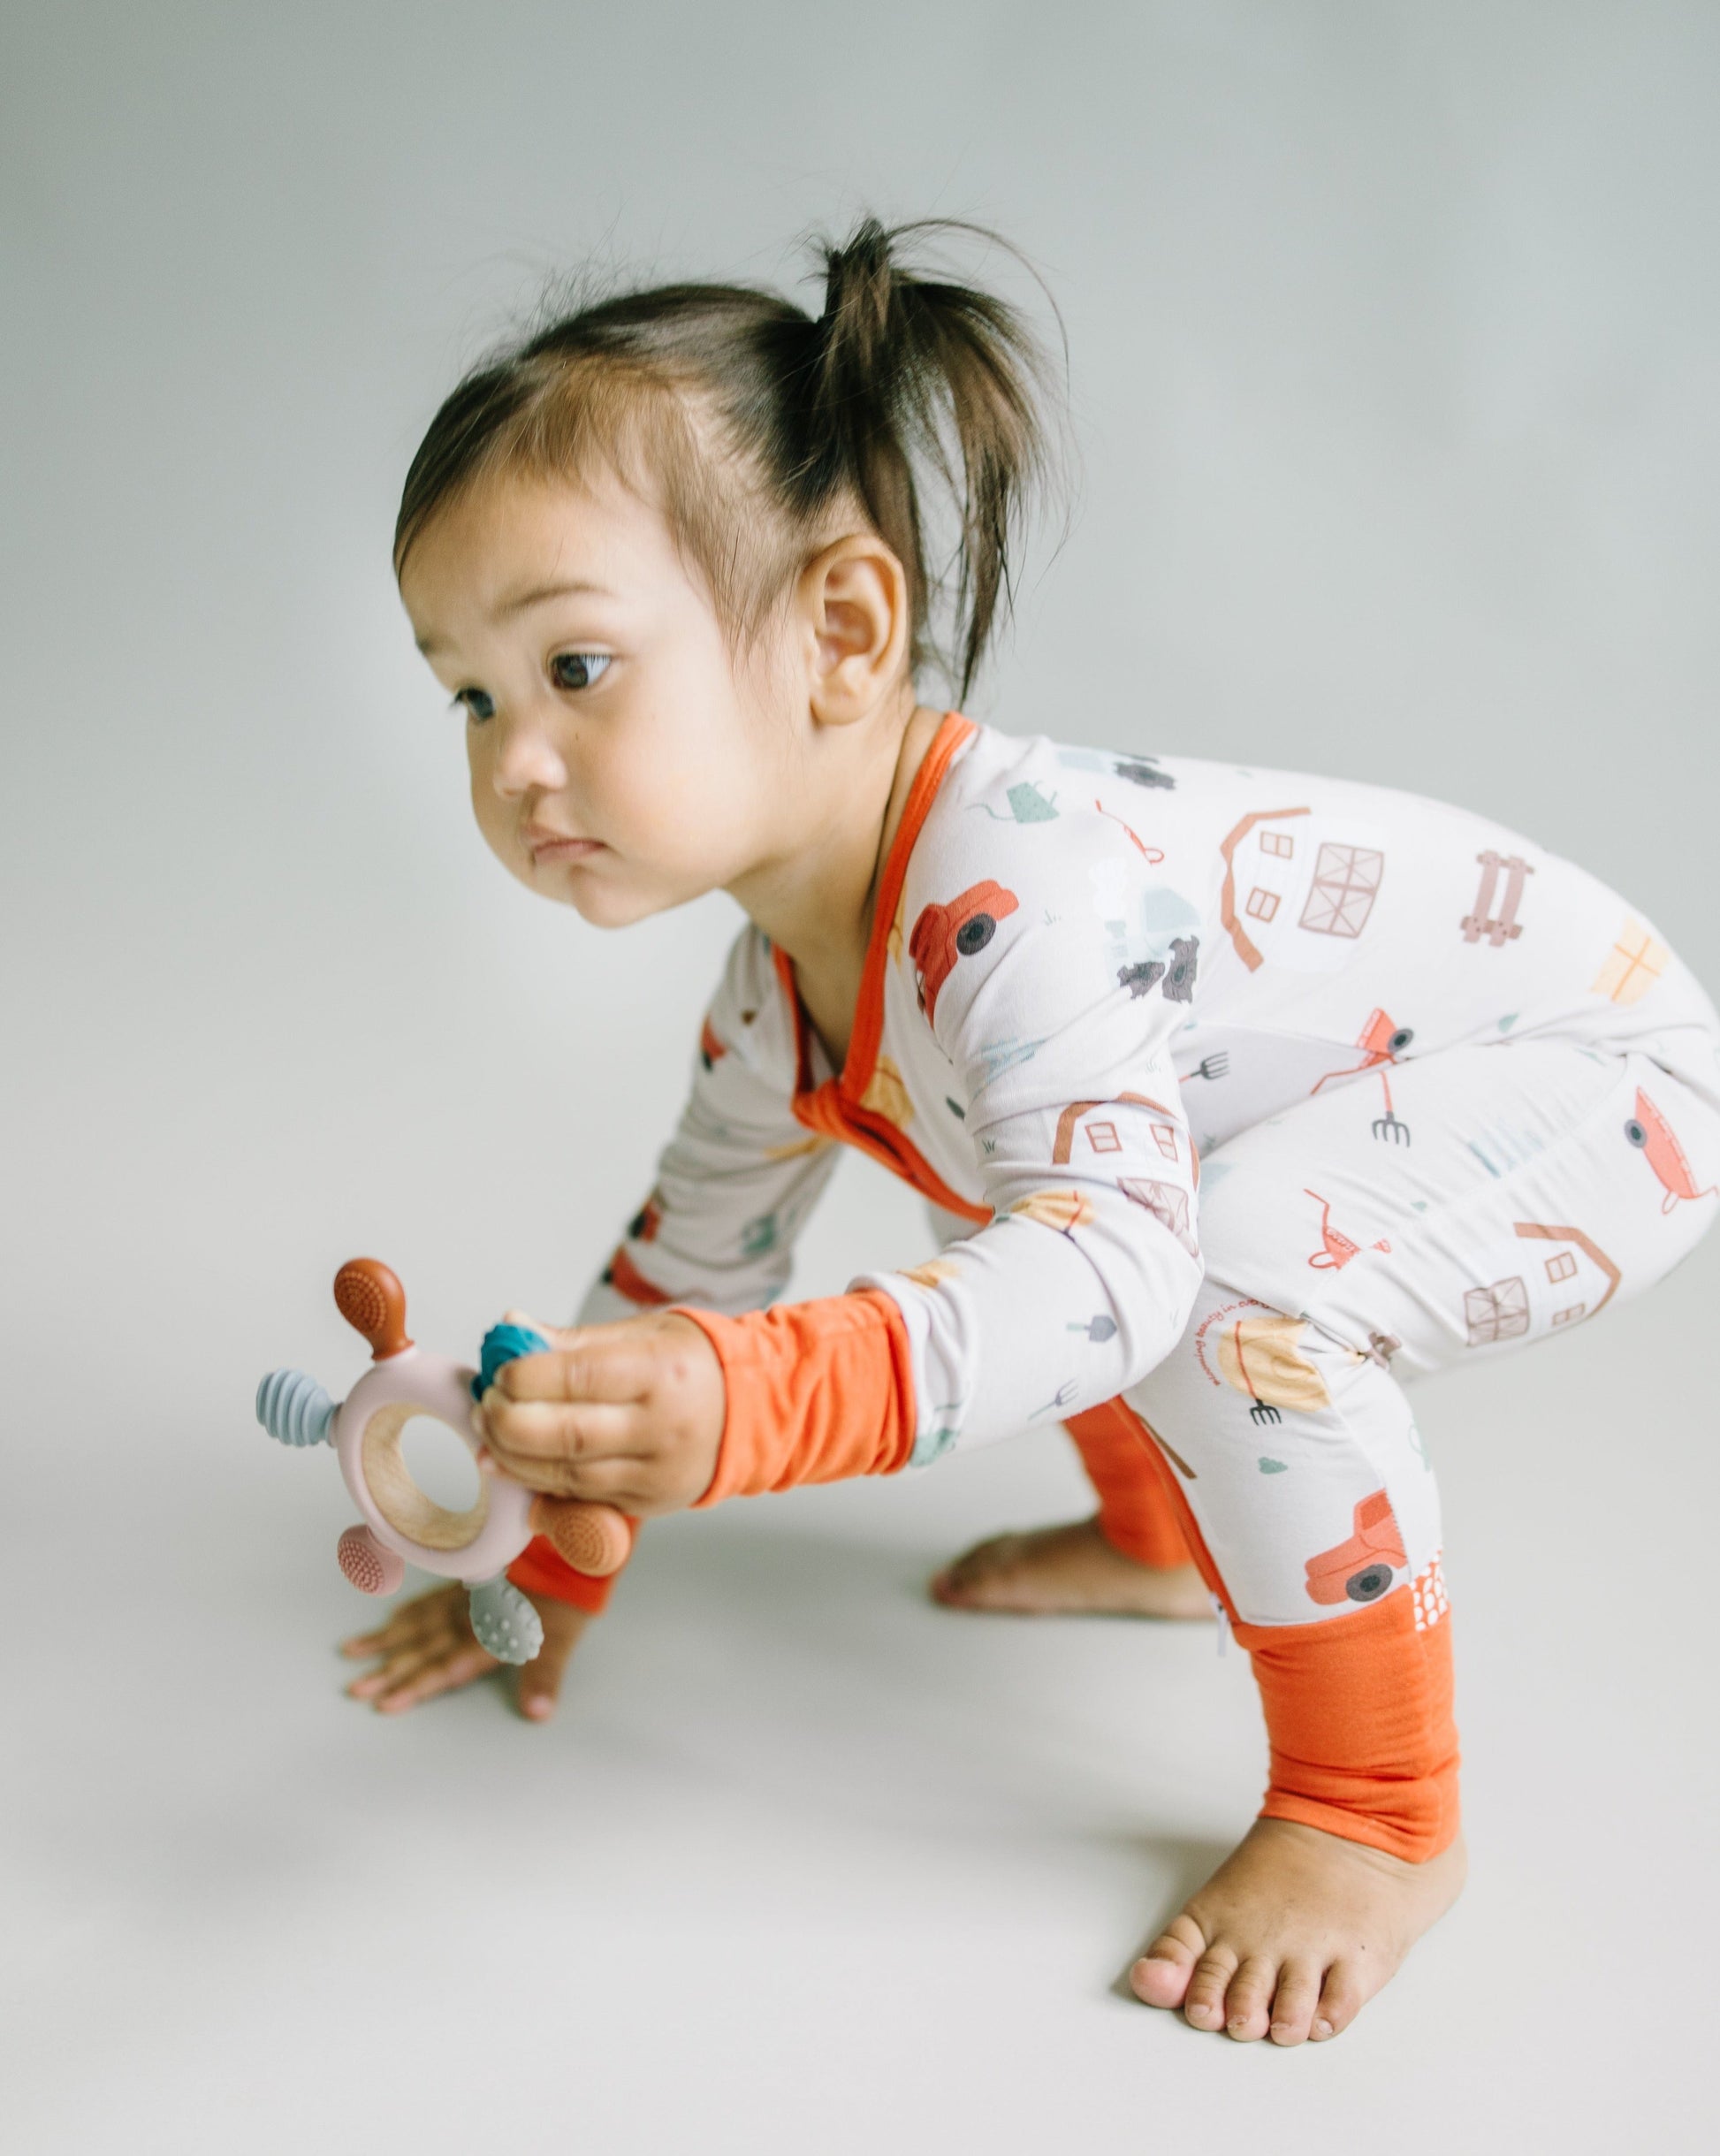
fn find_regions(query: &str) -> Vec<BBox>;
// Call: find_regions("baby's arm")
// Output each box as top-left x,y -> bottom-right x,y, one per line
343,923 -> 841,1712
567,925 -> 846,1329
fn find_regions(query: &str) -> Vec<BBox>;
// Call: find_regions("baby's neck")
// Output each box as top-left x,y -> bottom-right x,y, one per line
732,699 -> 946,1002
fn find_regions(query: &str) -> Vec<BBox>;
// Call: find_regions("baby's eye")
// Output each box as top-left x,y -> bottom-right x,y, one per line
451,688 -> 496,723
550,651 -> 612,692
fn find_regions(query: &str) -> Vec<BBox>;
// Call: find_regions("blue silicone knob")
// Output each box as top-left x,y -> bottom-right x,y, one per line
255,1367 -> 336,1447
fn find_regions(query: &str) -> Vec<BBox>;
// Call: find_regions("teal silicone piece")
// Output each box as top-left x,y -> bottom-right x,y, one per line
256,1367 -> 336,1448
470,1322 -> 552,1401
467,1574 -> 544,1665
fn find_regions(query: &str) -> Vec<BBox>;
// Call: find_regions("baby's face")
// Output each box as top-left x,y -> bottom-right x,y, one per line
400,469 -> 794,926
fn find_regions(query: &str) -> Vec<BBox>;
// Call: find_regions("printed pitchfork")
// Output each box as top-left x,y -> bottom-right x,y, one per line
1373,1069 -> 1412,1146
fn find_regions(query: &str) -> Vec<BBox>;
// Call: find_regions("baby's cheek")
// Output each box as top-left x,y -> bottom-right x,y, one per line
618,707 -> 768,877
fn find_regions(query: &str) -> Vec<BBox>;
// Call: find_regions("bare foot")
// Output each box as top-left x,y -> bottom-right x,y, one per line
1130,1817 -> 1466,2043
339,1580 -> 590,1720
928,1516 -> 1213,1619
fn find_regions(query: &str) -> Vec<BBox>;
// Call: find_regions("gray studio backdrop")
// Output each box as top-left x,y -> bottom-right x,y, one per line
4,4 -> 1717,2153
8,0 -> 1717,1383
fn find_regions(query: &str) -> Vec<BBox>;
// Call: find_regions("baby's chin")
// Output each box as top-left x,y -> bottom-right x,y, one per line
489,830 -> 720,927
522,857 -> 692,932
565,883 -> 658,930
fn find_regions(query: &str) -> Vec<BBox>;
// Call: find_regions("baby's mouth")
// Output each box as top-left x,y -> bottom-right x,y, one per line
524,823 -> 605,865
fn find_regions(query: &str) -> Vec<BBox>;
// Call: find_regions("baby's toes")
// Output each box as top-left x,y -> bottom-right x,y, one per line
1181,1944 -> 1239,2031
1267,1960 -> 1323,2046
1128,1914 -> 1203,2008
1311,1961 -> 1366,2041
1222,1954 -> 1278,2041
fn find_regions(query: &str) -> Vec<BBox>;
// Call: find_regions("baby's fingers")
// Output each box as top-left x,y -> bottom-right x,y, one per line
351,1636 -> 497,1713
346,1637 -> 445,1699
474,1395 -> 639,1480
339,1584 -> 467,1658
339,1608 -> 437,1658
491,1334 -> 660,1406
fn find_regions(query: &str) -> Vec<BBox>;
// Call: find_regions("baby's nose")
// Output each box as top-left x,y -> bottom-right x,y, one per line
491,709 -> 569,796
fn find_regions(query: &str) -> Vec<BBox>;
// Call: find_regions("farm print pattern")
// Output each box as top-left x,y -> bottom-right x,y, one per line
566,714 -> 1720,1853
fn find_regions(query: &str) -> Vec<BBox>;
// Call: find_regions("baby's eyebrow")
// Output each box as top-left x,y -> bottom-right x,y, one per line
493,577 -> 614,617
414,577 -> 617,658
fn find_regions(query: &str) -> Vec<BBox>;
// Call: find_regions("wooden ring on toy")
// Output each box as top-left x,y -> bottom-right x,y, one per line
360,1400 -> 491,1551
335,1352 -> 534,1583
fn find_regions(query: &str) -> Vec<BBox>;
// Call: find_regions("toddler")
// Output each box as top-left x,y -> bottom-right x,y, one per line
342,218 -> 1720,2045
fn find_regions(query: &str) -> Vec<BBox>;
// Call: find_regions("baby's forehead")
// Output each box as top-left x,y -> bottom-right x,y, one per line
400,468 -> 695,639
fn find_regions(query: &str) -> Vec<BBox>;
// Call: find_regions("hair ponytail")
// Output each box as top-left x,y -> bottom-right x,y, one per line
395,217 -> 1063,702
796,217 -> 1054,698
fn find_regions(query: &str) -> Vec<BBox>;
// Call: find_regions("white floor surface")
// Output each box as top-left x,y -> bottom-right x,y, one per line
9,1220 -> 1717,2155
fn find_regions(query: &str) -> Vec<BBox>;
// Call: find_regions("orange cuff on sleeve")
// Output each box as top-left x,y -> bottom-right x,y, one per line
507,1535 -> 623,1616
672,1289 -> 918,1507
1062,1398 -> 1194,1570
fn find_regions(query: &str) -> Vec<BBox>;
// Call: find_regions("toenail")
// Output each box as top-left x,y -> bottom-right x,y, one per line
1312,2018 -> 1333,2039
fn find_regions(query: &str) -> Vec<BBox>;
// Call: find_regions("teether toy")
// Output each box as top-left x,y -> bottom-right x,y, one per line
255,1258 -> 632,1663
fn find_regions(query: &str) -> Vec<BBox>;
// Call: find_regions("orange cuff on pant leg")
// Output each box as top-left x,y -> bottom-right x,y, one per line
1092,1397 -> 1459,1864
672,1290 -> 918,1506
507,1535 -> 624,1616
1236,1596 -> 1459,1863
1062,1398 -> 1193,1569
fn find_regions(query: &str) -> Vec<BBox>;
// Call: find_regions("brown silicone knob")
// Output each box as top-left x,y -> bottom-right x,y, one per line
333,1258 -> 414,1360
530,1497 -> 634,1578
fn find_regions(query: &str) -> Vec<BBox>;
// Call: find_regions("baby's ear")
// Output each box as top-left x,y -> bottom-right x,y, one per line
801,533 -> 910,724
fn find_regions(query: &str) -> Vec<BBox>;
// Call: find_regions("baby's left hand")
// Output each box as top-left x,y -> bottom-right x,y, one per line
471,1307 -> 725,1516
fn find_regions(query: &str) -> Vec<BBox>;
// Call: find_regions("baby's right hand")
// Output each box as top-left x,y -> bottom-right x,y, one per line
339,1580 -> 589,1721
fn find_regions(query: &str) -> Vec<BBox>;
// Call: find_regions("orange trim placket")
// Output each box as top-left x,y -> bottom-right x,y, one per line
772,711 -> 991,1225
605,1245 -> 672,1307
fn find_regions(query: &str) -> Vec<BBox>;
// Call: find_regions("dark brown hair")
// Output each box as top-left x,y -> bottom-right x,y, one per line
393,217 -> 1062,700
